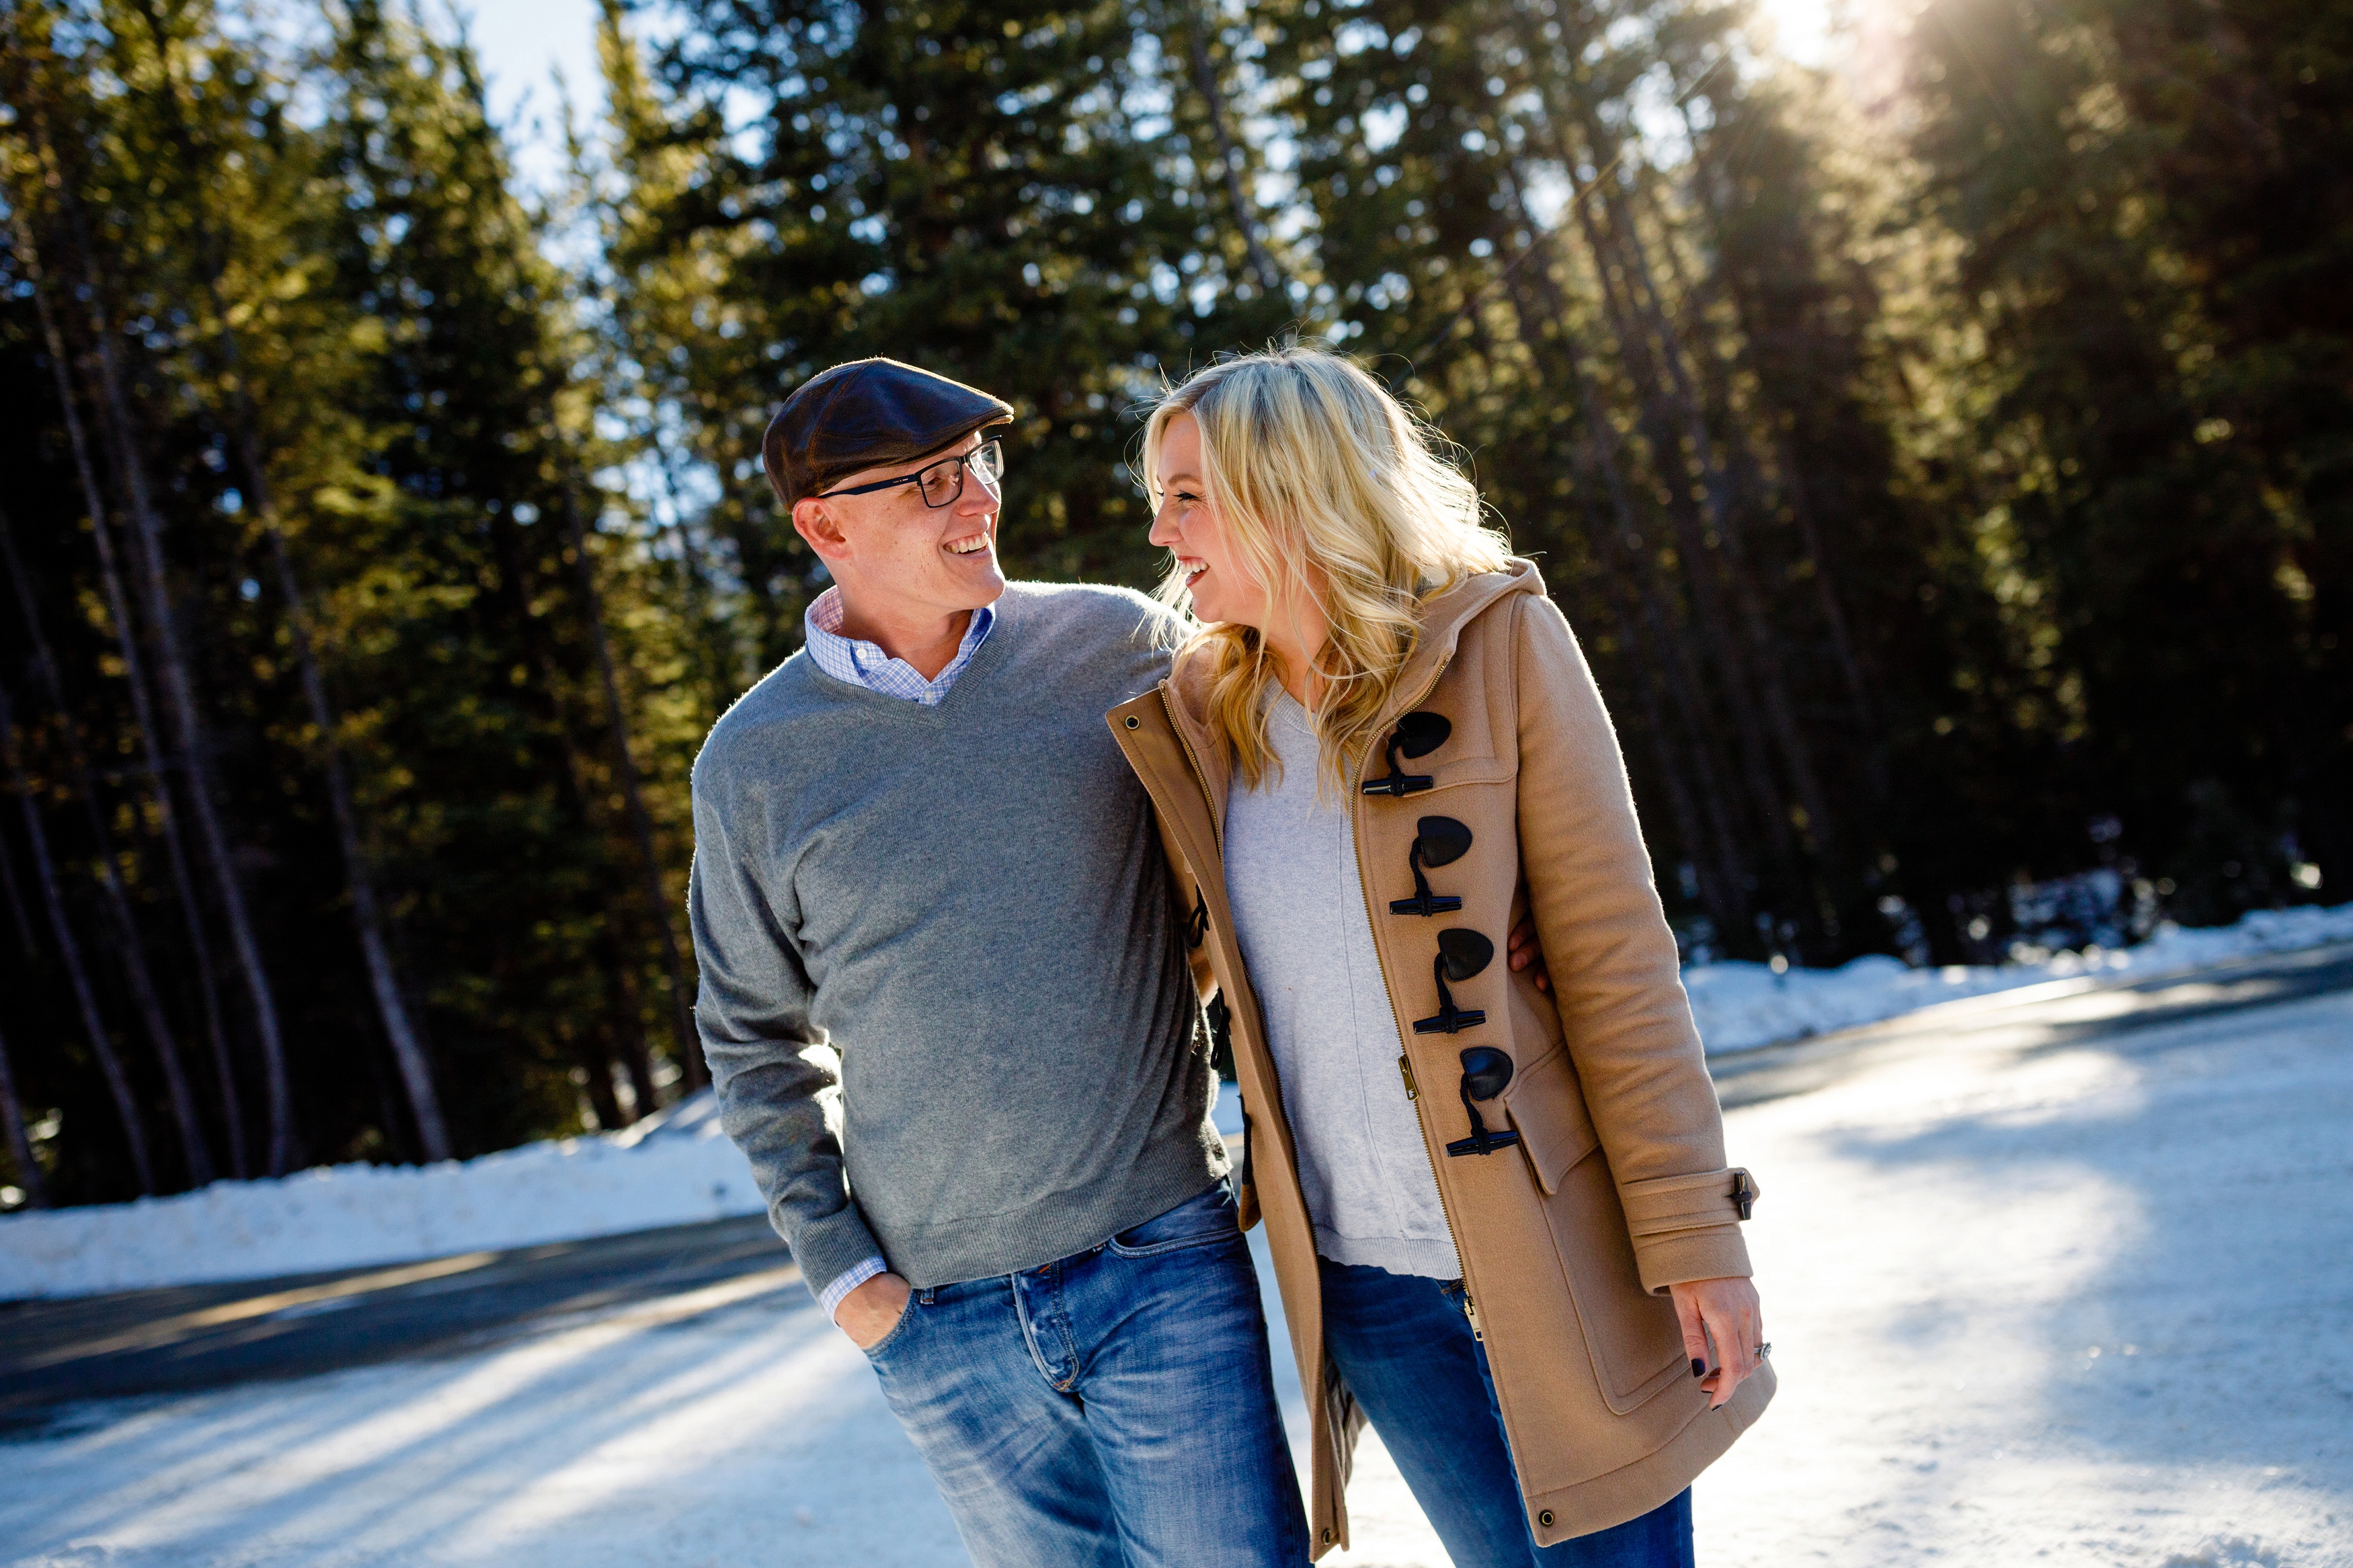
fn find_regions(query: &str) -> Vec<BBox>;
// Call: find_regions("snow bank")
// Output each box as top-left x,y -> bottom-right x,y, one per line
5,903 -> 2344,1303
1687,901 -> 2353,1055
0,1111 -> 765,1301
0,1081 -> 1240,1303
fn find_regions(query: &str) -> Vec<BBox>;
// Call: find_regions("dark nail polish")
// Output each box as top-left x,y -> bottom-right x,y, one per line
1691,1358 -> 1706,1378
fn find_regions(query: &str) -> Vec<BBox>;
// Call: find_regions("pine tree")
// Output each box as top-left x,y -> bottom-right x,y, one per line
604,0 -> 1285,634
1906,0 -> 2327,922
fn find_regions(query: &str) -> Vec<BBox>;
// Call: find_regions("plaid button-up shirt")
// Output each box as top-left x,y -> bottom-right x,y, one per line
802,586 -> 995,706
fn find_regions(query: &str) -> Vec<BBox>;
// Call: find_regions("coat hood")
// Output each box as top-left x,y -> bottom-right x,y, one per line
1164,556 -> 1547,737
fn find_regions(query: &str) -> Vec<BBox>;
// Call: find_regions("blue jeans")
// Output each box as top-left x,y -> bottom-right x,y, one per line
1318,1257 -> 1696,1568
863,1180 -> 1308,1567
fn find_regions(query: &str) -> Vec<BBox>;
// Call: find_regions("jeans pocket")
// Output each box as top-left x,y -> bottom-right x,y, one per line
1106,1181 -> 1240,1258
860,1294 -> 921,1360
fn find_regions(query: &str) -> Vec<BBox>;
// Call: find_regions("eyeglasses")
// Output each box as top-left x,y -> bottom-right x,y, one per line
822,438 -> 1005,509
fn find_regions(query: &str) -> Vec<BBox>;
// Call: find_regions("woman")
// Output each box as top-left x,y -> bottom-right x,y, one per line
1105,346 -> 1773,1565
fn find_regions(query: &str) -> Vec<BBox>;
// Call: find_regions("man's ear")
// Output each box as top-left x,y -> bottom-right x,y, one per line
792,495 -> 851,567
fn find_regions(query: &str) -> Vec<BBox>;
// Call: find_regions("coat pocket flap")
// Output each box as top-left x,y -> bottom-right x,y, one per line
1425,757 -> 1517,792
1502,1048 -> 1597,1196
1618,1168 -> 1762,1239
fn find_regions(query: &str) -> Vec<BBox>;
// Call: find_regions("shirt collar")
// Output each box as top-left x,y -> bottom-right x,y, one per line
802,587 -> 996,702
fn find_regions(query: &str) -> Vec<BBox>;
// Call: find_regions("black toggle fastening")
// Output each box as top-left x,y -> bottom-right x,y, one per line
1412,930 -> 1492,1035
1446,1045 -> 1521,1157
1437,927 -> 1493,982
1206,991 -> 1236,1083
1361,711 -> 1450,797
1390,816 -> 1472,917
1732,1170 -> 1756,1221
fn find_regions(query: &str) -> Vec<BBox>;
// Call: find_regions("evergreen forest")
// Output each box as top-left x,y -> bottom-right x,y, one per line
2,0 -> 2345,1206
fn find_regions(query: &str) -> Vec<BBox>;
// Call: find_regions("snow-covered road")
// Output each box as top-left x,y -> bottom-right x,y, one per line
18,903 -> 2348,1305
5,952 -> 2348,1567
1698,948 -> 2353,1567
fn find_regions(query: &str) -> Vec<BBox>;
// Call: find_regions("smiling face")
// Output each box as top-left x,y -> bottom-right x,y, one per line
1148,411 -> 1270,630
791,431 -> 1005,625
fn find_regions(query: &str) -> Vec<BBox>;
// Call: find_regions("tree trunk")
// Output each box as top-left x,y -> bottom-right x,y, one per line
1491,169 -> 1759,878
655,441 -> 742,714
1536,488 -> 1737,944
0,1021 -> 48,1209
1495,23 -> 1814,909
602,951 -> 662,1122
2,515 -> 214,1186
1554,120 -> 1845,904
73,247 -> 299,1174
1492,224 -> 1758,948
263,530 -> 452,1161
126,0 -> 450,1165
0,776 -> 38,957
563,487 -> 705,1091
1,685 -> 155,1195
1185,9 -> 1286,296
13,215 -> 249,1177
1594,182 -> 1845,891
1567,186 -> 1808,893
26,91 -> 296,1169
484,511 -> 657,1106
575,1034 -> 626,1131
1642,153 -> 1879,738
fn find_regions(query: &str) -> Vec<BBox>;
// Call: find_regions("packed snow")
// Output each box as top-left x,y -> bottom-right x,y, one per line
4,952 -> 2346,1566
1683,899 -> 2353,1054
3,901 -> 2345,1302
0,1098 -> 769,1300
1696,957 -> 2353,1566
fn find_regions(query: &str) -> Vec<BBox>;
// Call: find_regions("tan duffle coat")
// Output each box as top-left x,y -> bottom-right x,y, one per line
1106,559 -> 1773,1555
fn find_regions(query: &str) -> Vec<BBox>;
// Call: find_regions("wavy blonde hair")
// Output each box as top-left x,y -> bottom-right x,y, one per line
1143,345 -> 1511,796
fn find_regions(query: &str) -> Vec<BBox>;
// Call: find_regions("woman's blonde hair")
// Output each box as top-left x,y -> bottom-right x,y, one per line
1142,344 -> 1511,796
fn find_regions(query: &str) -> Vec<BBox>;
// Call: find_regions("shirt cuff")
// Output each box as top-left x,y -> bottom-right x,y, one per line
817,1255 -> 889,1321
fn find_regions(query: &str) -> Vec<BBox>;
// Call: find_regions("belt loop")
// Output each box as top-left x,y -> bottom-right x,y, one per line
918,1286 -> 935,1305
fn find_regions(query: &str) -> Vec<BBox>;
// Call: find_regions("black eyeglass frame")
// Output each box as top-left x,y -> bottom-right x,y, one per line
819,437 -> 1006,509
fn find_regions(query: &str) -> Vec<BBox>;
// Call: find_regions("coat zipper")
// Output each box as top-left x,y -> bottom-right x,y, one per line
1354,821 -> 1472,1284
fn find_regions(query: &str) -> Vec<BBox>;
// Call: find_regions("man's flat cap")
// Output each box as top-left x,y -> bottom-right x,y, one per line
763,358 -> 1014,508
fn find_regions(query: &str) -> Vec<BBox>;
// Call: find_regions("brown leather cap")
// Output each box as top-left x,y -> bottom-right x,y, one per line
762,358 -> 1014,509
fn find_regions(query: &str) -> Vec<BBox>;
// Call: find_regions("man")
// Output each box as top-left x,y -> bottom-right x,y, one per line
688,358 -> 1307,1565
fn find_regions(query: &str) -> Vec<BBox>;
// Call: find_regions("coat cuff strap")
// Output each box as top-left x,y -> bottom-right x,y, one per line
1620,1167 -> 1761,1239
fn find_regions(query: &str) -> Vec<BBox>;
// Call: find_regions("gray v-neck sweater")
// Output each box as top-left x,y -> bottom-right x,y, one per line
689,583 -> 1226,1301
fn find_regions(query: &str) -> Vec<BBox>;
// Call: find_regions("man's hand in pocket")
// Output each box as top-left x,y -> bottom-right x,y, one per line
837,1272 -> 914,1349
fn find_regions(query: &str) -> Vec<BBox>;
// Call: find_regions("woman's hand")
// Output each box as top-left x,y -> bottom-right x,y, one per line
1668,1276 -> 1765,1409
1505,911 -> 1552,993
